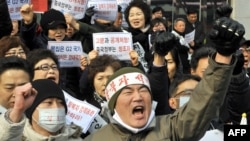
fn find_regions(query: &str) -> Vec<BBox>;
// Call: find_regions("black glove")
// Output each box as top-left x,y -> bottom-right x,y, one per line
85,6 -> 95,17
233,50 -> 244,75
209,17 -> 245,56
216,4 -> 233,19
153,31 -> 177,56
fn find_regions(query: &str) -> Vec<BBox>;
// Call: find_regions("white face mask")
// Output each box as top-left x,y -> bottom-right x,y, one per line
178,96 -> 190,108
34,108 -> 66,132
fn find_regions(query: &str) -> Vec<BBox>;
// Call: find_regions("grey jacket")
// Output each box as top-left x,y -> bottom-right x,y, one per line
83,55 -> 235,141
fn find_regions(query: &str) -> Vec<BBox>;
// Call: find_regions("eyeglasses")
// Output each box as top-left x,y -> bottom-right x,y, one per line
173,89 -> 193,98
34,64 -> 58,71
5,51 -> 25,56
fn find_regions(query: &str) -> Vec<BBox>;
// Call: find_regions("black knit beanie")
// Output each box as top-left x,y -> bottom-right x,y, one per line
25,79 -> 67,120
40,9 -> 67,34
105,67 -> 151,114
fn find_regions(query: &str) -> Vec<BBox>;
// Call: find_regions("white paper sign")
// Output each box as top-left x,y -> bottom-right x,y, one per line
184,30 -> 195,44
133,42 -> 149,72
87,0 -> 118,23
199,129 -> 223,141
88,114 -> 107,133
64,91 -> 100,133
51,0 -> 88,19
7,0 -> 30,20
93,32 -> 132,60
48,41 -> 83,67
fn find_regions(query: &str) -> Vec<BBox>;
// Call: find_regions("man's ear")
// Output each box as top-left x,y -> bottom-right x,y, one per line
190,68 -> 195,75
169,98 -> 177,110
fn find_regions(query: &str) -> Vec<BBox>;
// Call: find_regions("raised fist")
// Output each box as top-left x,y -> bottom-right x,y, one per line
85,6 -> 95,17
153,31 -> 177,56
209,17 -> 245,56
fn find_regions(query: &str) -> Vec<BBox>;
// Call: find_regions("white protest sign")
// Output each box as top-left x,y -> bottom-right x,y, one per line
51,0 -> 88,19
133,42 -> 149,72
7,0 -> 30,20
88,114 -> 107,133
87,0 -> 117,23
64,91 -> 100,133
93,32 -> 132,60
48,41 -> 83,67
199,129 -> 223,141
184,30 -> 195,44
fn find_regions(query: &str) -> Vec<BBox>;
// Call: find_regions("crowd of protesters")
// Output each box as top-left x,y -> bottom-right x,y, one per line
0,0 -> 249,140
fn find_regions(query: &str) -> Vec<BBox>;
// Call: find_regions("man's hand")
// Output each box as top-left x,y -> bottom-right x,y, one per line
153,31 -> 177,56
20,4 -> 34,25
129,50 -> 139,66
88,50 -> 99,64
64,13 -> 79,30
9,83 -> 37,123
80,55 -> 88,70
209,17 -> 245,56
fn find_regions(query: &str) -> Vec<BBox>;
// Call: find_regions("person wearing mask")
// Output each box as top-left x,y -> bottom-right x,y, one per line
83,17 -> 245,140
190,46 -> 250,125
168,74 -> 224,141
0,79 -> 83,140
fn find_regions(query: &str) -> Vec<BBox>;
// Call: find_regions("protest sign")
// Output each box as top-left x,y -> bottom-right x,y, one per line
87,0 -> 117,23
133,42 -> 149,72
64,91 -> 100,133
7,0 -> 30,20
51,0 -> 88,19
184,30 -> 195,44
93,32 -> 132,60
48,41 -> 83,67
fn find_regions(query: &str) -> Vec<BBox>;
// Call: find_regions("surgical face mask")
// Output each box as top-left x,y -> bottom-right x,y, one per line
176,96 -> 190,109
34,108 -> 66,133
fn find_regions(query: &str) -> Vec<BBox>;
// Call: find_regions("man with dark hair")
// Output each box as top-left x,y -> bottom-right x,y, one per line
152,6 -> 164,19
190,47 -> 215,77
191,46 -> 250,125
184,8 -> 205,50
83,17 -> 245,141
0,57 -> 37,141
